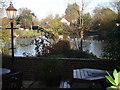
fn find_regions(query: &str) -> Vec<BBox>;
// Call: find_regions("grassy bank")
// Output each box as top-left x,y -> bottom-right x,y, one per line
15,29 -> 42,38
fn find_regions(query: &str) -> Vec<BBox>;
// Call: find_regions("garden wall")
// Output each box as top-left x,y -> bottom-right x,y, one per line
2,56 -> 120,80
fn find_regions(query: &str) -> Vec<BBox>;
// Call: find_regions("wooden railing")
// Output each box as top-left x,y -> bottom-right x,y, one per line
2,56 -> 120,80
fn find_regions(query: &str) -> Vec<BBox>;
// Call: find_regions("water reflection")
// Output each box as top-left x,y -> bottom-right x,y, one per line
14,37 -> 105,58
83,40 -> 106,58
14,45 -> 35,57
14,37 -> 36,57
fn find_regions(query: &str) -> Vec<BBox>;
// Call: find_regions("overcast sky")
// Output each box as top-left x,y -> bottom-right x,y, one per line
9,0 -> 114,20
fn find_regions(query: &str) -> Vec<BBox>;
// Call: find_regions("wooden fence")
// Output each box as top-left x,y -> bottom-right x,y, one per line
2,56 -> 120,80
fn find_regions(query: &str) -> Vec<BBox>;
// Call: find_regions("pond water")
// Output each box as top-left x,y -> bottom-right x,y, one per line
14,37 -> 106,58
83,40 -> 105,58
70,39 -> 106,58
14,37 -> 36,57
14,44 -> 36,57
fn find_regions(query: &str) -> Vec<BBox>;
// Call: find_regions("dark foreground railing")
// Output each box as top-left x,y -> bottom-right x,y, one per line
2,56 -> 120,80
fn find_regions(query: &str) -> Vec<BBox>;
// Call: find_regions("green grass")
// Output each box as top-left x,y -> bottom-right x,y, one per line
15,29 -> 41,38
21,30 -> 38,34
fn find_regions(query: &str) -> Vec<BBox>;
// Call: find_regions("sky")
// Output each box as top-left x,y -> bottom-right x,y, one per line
9,0 -> 114,20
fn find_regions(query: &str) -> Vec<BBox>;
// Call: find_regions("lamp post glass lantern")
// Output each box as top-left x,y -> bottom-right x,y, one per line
6,1 -> 17,19
6,1 -> 17,72
116,23 -> 120,27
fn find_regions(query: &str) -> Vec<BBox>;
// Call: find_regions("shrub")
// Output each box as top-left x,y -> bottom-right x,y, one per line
106,69 -> 120,90
46,39 -> 70,56
103,27 -> 120,60
62,49 -> 97,58
45,39 -> 97,58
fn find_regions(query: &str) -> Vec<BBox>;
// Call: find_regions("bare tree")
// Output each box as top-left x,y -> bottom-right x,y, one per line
64,0 -> 91,50
111,0 -> 120,19
0,0 -> 8,17
74,0 -> 91,50
0,0 -> 9,26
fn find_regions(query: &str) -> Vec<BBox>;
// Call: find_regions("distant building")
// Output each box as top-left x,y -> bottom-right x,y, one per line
0,26 -> 3,29
61,18 -> 70,26
16,24 -> 21,29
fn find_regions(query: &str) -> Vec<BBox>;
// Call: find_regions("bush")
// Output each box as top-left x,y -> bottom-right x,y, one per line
106,69 -> 120,90
61,49 -> 97,58
46,39 -> 70,56
103,27 -> 120,60
45,39 -> 97,58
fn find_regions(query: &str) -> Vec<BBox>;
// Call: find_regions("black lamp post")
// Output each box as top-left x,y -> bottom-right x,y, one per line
6,1 -> 17,72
